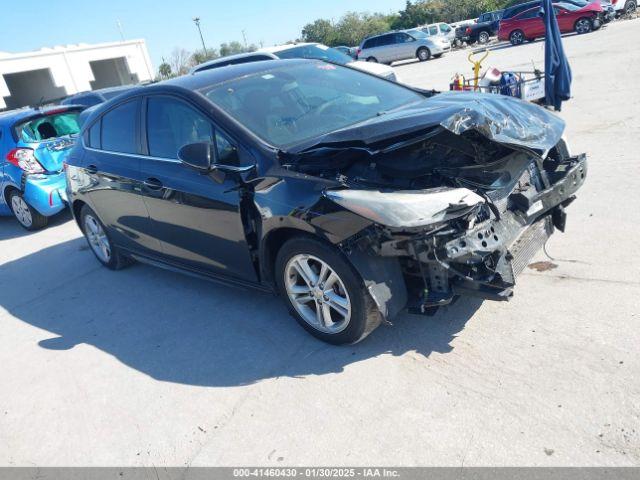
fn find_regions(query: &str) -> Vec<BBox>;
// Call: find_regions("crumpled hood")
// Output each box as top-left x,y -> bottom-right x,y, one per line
290,92 -> 565,157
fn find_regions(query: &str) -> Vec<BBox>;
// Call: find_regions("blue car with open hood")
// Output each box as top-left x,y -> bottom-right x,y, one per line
0,105 -> 83,229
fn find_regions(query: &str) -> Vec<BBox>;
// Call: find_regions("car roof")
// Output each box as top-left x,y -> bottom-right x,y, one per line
152,59 -> 320,93
66,85 -> 134,100
259,42 -> 317,53
190,51 -> 279,73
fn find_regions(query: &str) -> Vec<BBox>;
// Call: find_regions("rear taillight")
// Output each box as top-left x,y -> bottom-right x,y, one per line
466,27 -> 472,34
6,148 -> 45,174
356,48 -> 362,57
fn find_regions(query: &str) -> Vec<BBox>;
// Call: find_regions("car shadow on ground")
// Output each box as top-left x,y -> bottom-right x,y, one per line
0,210 -> 72,241
0,237 -> 483,387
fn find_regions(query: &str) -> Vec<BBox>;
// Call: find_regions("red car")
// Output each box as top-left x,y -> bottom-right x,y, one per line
498,1 -> 603,45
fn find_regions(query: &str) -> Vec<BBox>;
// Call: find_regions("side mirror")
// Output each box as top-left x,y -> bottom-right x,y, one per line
178,142 -> 215,171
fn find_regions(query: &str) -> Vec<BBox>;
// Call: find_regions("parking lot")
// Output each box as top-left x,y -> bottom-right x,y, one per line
1,18 -> 639,467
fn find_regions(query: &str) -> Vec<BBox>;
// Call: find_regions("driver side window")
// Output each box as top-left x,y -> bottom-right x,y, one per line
146,96 -> 239,165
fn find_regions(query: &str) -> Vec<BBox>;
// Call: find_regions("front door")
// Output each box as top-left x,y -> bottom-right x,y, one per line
83,98 -> 161,255
138,95 -> 258,282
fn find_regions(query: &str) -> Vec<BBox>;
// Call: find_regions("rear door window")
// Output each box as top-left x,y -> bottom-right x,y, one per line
363,37 -> 377,49
378,34 -> 394,46
429,25 -> 438,35
100,100 -> 139,154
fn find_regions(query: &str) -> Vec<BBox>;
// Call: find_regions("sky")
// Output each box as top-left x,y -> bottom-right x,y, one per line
0,0 -> 407,70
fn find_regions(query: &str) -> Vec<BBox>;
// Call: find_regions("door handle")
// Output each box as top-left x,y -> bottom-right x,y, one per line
144,178 -> 163,190
86,164 -> 98,174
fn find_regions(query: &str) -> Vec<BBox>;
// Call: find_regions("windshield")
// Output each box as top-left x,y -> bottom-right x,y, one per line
203,62 -> 424,148
15,111 -> 81,143
274,44 -> 353,66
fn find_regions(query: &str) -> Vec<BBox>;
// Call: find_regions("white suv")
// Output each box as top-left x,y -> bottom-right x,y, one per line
419,22 -> 456,43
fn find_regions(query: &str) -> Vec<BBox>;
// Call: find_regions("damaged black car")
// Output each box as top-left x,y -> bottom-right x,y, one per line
66,59 -> 587,344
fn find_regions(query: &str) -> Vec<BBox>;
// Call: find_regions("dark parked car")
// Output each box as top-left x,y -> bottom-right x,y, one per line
456,10 -> 504,44
66,59 -> 586,344
60,86 -> 137,108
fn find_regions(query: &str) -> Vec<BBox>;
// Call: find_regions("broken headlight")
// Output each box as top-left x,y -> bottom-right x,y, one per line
324,187 -> 485,229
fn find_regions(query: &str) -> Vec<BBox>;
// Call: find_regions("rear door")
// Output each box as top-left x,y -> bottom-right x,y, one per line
516,8 -> 545,38
83,98 -> 162,255
138,94 -> 258,282
375,34 -> 396,63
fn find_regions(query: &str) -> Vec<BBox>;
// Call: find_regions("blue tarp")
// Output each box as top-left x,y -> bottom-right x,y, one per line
540,0 -> 572,110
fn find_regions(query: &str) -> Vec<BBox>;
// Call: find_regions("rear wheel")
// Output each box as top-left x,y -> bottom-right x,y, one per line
366,56 -> 378,63
80,205 -> 132,270
275,236 -> 380,345
417,47 -> 431,61
510,30 -> 525,45
8,190 -> 48,230
478,30 -> 490,44
624,0 -> 637,12
575,18 -> 592,34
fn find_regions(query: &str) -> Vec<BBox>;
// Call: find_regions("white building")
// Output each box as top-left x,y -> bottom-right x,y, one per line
0,39 -> 154,110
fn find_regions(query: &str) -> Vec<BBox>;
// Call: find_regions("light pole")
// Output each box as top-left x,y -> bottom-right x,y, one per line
192,17 -> 208,55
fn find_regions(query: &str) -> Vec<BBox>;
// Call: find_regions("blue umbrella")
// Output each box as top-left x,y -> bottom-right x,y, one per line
539,0 -> 572,110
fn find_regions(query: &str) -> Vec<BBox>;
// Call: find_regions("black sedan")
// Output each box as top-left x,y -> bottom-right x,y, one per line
65,59 -> 586,344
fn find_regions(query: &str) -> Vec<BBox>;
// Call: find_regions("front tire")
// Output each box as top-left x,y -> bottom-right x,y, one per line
80,205 -> 132,270
575,18 -> 592,34
8,190 -> 48,230
624,0 -> 637,12
417,47 -> 431,61
510,30 -> 525,45
275,236 -> 380,345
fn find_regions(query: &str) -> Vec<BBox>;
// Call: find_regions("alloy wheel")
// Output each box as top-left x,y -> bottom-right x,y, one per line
11,195 -> 32,228
478,31 -> 490,44
284,254 -> 352,334
576,19 -> 591,34
84,214 -> 111,263
511,31 -> 524,45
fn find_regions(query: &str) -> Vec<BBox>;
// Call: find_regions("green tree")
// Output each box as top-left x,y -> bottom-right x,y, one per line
158,62 -> 172,79
219,41 -> 257,57
190,48 -> 219,67
301,19 -> 336,44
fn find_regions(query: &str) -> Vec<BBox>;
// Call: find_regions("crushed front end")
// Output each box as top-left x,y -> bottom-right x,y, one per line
338,150 -> 586,314
284,92 -> 587,318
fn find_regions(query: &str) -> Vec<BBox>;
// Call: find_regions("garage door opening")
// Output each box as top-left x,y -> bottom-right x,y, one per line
89,57 -> 139,90
2,69 -> 68,110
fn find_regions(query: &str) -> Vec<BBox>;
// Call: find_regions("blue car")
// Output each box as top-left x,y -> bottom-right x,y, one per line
0,105 -> 83,229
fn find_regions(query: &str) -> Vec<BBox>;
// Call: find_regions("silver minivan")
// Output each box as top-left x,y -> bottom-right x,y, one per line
357,30 -> 450,65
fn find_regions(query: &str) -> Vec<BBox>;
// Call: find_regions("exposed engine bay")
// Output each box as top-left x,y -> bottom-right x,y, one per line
280,93 -> 587,318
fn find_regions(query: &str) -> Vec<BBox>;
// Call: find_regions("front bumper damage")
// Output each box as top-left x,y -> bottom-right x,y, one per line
343,154 -> 587,318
